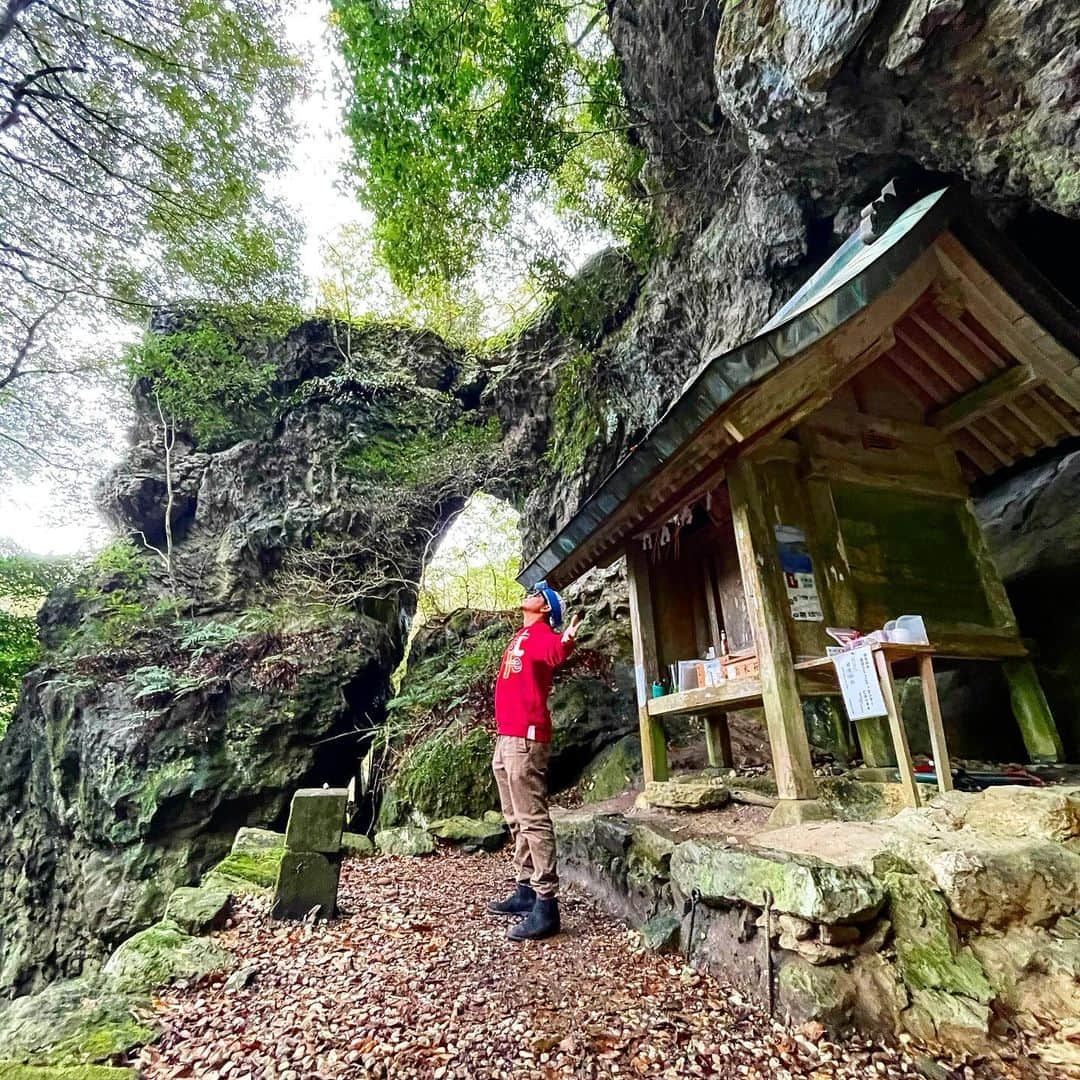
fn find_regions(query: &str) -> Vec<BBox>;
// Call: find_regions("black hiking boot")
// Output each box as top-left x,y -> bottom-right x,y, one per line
488,882 -> 536,915
506,896 -> 560,941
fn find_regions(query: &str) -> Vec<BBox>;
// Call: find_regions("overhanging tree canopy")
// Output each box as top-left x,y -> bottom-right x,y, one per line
331,0 -> 648,291
0,0 -> 301,486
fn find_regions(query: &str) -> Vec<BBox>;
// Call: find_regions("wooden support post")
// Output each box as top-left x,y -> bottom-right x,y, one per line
626,546 -> 669,783
873,651 -> 920,808
1003,660 -> 1065,764
917,655 -> 954,793
854,716 -> 897,769
728,459 -> 818,801
704,714 -> 733,769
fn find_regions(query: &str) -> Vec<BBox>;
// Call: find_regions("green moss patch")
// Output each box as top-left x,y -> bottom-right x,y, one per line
0,1065 -> 135,1079
203,848 -> 283,895
0,975 -> 155,1067
103,923 -> 232,993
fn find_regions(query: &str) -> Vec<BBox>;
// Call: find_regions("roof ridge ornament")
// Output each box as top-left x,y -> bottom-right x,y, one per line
859,177 -> 917,245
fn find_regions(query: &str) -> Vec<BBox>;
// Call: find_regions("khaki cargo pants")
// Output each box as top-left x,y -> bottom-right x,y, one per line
492,735 -> 558,898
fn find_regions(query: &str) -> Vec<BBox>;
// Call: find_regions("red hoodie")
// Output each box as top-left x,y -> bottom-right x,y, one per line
494,620 -> 575,742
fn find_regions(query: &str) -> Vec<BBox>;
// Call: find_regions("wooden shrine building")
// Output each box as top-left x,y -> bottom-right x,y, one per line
519,184 -> 1076,823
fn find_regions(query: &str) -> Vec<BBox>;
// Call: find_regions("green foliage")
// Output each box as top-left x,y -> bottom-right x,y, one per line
331,0 -> 650,290
0,553 -> 72,735
0,0 -> 302,491
123,303 -> 303,448
125,665 -> 211,703
418,495 -> 521,618
340,416 -> 502,489
545,352 -> 605,479
177,619 -> 243,660
86,541 -> 151,589
391,722 -> 498,822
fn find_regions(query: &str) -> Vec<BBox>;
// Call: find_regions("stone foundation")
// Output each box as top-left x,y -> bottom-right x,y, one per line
554,784 -> 1080,1070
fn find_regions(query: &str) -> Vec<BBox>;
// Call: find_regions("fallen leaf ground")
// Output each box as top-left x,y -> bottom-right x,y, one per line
140,851 -> 1034,1080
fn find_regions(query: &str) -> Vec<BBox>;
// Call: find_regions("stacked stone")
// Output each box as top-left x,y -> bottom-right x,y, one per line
271,788 -> 348,920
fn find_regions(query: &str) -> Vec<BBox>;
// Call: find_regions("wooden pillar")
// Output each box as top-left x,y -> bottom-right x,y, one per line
728,459 -> 818,801
626,545 -> 669,783
1004,660 -> 1065,764
873,650 -> 920,808
704,714 -> 733,768
959,498 -> 1064,763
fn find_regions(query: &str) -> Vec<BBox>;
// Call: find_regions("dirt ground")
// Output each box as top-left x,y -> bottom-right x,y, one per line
138,850 -> 1040,1080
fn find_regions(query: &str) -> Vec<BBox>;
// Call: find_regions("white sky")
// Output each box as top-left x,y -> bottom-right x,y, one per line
0,2 -> 355,558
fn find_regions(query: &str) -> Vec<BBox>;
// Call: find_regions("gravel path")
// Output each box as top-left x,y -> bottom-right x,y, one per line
139,850 -> 1030,1080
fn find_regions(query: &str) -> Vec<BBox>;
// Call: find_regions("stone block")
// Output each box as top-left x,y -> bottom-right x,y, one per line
104,922 -> 232,992
284,788 -> 347,854
427,815 -> 506,852
164,886 -> 231,935
341,831 -> 376,858
375,825 -> 436,856
271,850 -> 342,920
670,838 -> 884,923
645,773 -> 729,810
639,914 -> 681,953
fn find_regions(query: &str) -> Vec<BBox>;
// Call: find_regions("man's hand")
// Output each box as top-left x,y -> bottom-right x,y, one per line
564,612 -> 585,640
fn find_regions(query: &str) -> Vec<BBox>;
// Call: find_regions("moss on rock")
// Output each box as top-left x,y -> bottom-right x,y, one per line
0,975 -> 155,1067
878,861 -> 992,1003
579,735 -> 640,803
341,832 -> 376,858
163,887 -> 230,935
381,723 -> 498,826
0,1066 -> 135,1079
103,923 -> 232,992
375,825 -> 436,856
202,832 -> 284,896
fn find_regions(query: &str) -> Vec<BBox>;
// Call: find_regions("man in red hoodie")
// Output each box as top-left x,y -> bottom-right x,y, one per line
488,580 -> 582,941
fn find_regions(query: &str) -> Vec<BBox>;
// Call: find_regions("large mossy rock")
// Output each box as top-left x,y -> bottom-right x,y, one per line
0,316 -> 497,995
0,974 -> 155,1067
202,828 -> 284,896
163,887 -> 230,936
578,734 -> 641,803
670,839 -> 884,924
103,923 -> 232,992
428,815 -> 507,852
0,1066 -> 135,1079
341,832 -> 375,858
375,825 -> 436,856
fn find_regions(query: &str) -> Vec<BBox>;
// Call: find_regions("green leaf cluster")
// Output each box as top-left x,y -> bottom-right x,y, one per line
331,0 -> 650,289
122,302 -> 302,448
545,351 -> 605,479
0,553 -> 73,735
340,415 -> 502,489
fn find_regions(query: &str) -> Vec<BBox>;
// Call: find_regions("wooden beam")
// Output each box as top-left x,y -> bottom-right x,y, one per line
928,364 -> 1038,432
918,655 -> 954,793
934,233 -> 1080,413
728,459 -> 818,801
705,714 -> 733,769
626,545 -> 668,783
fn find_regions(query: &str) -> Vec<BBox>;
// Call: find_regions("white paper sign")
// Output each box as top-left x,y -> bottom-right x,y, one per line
784,571 -> 823,621
775,525 -> 823,622
832,645 -> 888,721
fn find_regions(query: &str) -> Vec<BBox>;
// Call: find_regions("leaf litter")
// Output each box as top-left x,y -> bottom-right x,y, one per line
139,850 -> 1048,1079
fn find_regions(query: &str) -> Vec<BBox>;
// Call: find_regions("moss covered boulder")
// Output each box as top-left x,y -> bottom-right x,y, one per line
202,828 -> 284,896
0,974 -> 155,1066
428,815 -> 507,852
163,887 -> 230,935
670,839 -> 884,924
879,860 -> 992,1003
103,923 -> 231,992
341,832 -> 375,858
578,735 -> 641,803
375,825 -> 436,856
0,1066 -> 135,1079
645,772 -> 729,810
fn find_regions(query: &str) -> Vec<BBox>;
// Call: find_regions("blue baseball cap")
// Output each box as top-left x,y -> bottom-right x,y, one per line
531,579 -> 564,630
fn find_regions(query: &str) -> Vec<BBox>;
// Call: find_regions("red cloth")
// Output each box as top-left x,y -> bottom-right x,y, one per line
494,620 -> 575,742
